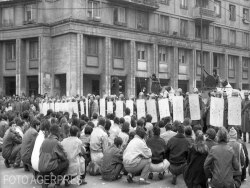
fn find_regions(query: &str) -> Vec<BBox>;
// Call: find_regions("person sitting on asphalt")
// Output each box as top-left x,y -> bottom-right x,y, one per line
31,119 -> 50,175
2,121 -> 23,168
61,126 -> 87,186
101,137 -> 124,181
204,127 -> 239,188
146,126 -> 169,180
89,117 -> 109,175
165,121 -> 189,185
39,124 -> 69,188
20,118 -> 40,172
123,126 -> 152,185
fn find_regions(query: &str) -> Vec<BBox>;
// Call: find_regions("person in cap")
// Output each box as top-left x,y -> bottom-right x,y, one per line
204,127 -> 239,188
228,127 -> 245,188
241,92 -> 250,143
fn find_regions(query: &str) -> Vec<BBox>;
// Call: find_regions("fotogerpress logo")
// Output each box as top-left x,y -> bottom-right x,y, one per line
2,174 -> 82,186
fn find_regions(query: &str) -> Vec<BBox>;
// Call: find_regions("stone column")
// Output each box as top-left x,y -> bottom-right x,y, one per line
39,36 -> 53,96
77,34 -> 83,96
101,37 -> 111,97
189,49 -> 195,91
237,56 -> 243,89
0,42 -> 3,95
127,40 -> 136,97
16,39 -> 26,96
170,47 -> 178,89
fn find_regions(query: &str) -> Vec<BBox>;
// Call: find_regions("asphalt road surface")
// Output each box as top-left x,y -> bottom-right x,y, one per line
1,143 -> 250,188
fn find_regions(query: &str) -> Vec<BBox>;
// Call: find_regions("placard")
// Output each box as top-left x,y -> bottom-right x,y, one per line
99,99 -> 106,117
107,101 -> 113,114
85,99 -> 89,117
172,96 -> 184,122
210,97 -> 224,127
126,100 -> 134,115
136,99 -> 146,120
158,98 -> 170,120
116,101 -> 124,118
49,102 -> 55,111
42,102 -> 49,115
228,97 -> 241,126
80,101 -> 85,115
68,101 -> 73,118
54,102 -> 60,112
189,94 -> 201,120
39,103 -> 43,113
146,100 -> 158,123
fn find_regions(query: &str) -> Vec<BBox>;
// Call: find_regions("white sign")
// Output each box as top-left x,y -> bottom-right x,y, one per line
146,100 -> 158,123
158,98 -> 170,120
80,101 -> 85,115
228,97 -> 241,126
173,96 -> 184,122
116,101 -> 124,118
136,99 -> 146,120
107,101 -> 113,114
126,100 -> 134,115
54,102 -> 60,112
189,94 -> 201,120
210,97 -> 224,127
85,99 -> 89,117
99,99 -> 106,117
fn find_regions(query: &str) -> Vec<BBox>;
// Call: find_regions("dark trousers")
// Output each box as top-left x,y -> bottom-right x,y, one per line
169,163 -> 187,176
102,164 -> 123,181
9,144 -> 21,165
41,160 -> 69,185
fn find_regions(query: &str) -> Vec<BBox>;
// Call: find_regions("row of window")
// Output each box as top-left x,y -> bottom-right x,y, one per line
4,38 -> 249,79
6,41 -> 38,62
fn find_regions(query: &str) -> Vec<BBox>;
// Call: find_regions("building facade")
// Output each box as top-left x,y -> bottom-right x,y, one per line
0,0 -> 250,97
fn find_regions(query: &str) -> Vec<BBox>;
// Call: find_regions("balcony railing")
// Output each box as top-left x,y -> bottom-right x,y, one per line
108,0 -> 159,10
193,7 -> 215,23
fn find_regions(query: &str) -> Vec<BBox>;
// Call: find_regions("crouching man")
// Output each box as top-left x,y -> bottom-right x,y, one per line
39,124 -> 69,188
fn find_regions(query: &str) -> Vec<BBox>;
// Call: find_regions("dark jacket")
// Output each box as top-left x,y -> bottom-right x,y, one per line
146,135 -> 167,164
2,128 -> 22,159
204,142 -> 239,188
39,135 -> 68,173
21,127 -> 38,165
101,145 -> 123,181
184,145 -> 208,188
166,133 -> 189,165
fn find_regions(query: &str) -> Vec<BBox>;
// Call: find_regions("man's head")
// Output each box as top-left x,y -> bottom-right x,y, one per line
70,125 -> 80,137
40,119 -> 51,137
114,137 -> 123,148
136,127 -> 146,139
49,124 -> 60,138
206,128 -> 216,140
125,108 -> 131,116
30,118 -> 40,131
98,117 -> 106,127
153,126 -> 160,136
176,122 -> 184,134
122,122 -> 130,134
92,113 -> 98,120
217,127 -> 228,143
184,126 -> 192,137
